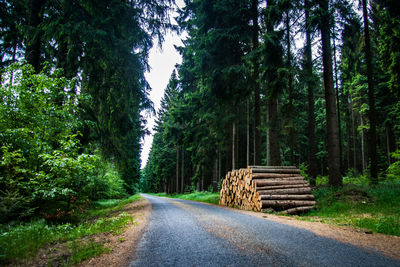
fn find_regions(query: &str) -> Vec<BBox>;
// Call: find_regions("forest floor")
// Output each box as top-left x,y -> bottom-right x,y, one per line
3,196 -> 152,266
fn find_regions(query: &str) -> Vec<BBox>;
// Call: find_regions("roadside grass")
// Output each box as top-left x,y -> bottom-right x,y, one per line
299,184 -> 400,236
152,191 -> 220,205
0,194 -> 141,265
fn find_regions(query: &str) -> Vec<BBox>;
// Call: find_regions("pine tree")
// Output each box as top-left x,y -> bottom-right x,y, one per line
318,0 -> 342,186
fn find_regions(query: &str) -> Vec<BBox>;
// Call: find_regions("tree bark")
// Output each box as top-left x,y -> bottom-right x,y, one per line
252,0 -> 261,166
181,147 -> 184,193
176,146 -> 180,193
286,10 -> 295,166
332,24 -> 343,173
351,98 -> 357,170
25,0 -> 45,72
362,0 -> 378,183
318,0 -> 342,187
247,99 -> 250,166
232,120 -> 237,170
268,98 -> 281,166
361,116 -> 366,173
305,0 -> 318,184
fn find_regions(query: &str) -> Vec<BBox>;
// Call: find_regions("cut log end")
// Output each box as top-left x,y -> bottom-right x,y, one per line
220,166 -> 315,213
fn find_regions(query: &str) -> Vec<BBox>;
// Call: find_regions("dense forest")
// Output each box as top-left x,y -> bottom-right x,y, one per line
1,0 -> 400,222
0,0 -> 173,222
141,0 -> 400,193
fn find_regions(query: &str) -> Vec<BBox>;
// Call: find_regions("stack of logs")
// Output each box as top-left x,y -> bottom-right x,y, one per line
219,166 -> 316,214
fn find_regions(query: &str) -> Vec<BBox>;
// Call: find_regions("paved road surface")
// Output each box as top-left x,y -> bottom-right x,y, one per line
130,194 -> 400,267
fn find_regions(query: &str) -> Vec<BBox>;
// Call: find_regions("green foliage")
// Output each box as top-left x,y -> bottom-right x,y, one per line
387,150 -> 400,183
0,190 -> 35,223
301,184 -> 400,236
0,194 -> 140,264
0,63 -> 128,222
67,240 -> 109,265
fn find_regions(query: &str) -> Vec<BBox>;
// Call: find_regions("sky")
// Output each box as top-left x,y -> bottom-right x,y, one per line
141,0 -> 185,169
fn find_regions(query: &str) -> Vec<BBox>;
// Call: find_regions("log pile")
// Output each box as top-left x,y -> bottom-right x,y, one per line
219,166 -> 315,214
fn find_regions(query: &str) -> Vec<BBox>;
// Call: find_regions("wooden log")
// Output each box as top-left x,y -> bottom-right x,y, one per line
260,194 -> 315,200
250,168 -> 300,174
251,173 -> 301,179
261,200 -> 316,208
258,187 -> 312,195
281,206 -> 315,214
249,166 -> 297,169
256,184 -> 309,190
254,179 -> 307,187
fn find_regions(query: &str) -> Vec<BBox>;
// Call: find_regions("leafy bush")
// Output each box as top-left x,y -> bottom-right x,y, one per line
0,63 -> 127,222
387,150 -> 400,183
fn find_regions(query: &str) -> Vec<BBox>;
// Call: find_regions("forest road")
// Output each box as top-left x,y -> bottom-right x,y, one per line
129,194 -> 400,267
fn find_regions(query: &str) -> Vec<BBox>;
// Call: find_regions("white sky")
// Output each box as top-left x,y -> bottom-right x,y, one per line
140,0 -> 185,169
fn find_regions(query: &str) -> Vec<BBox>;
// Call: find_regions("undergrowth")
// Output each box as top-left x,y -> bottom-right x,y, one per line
0,194 -> 140,265
300,184 -> 400,236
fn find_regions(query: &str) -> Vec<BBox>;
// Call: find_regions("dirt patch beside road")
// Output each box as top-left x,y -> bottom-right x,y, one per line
79,198 -> 151,267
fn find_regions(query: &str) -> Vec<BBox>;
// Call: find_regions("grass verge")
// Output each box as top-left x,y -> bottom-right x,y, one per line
0,194 -> 141,265
151,191 -> 220,205
298,184 -> 400,236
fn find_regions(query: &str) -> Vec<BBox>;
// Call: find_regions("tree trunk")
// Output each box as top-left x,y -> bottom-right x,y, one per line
268,98 -> 281,166
176,146 -> 179,193
319,0 -> 342,187
218,149 -> 222,182
181,147 -> 184,193
351,98 -> 357,170
305,0 -> 318,184
25,0 -> 45,72
332,25 -> 343,173
361,115 -> 366,173
247,99 -> 250,166
362,0 -> 378,183
252,0 -> 261,166
286,10 -> 295,166
232,120 -> 237,170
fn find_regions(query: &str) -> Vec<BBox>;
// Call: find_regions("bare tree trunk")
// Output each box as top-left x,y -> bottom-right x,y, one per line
362,0 -> 378,183
252,0 -> 261,165
247,99 -> 250,166
386,125 -> 391,165
332,25 -> 343,173
232,120 -> 237,170
25,0 -> 45,72
181,147 -> 184,193
318,0 -> 342,187
351,99 -> 357,171
305,0 -> 318,184
176,146 -> 179,193
218,150 -> 221,183
286,10 -> 295,166
268,98 -> 281,166
361,115 -> 366,174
